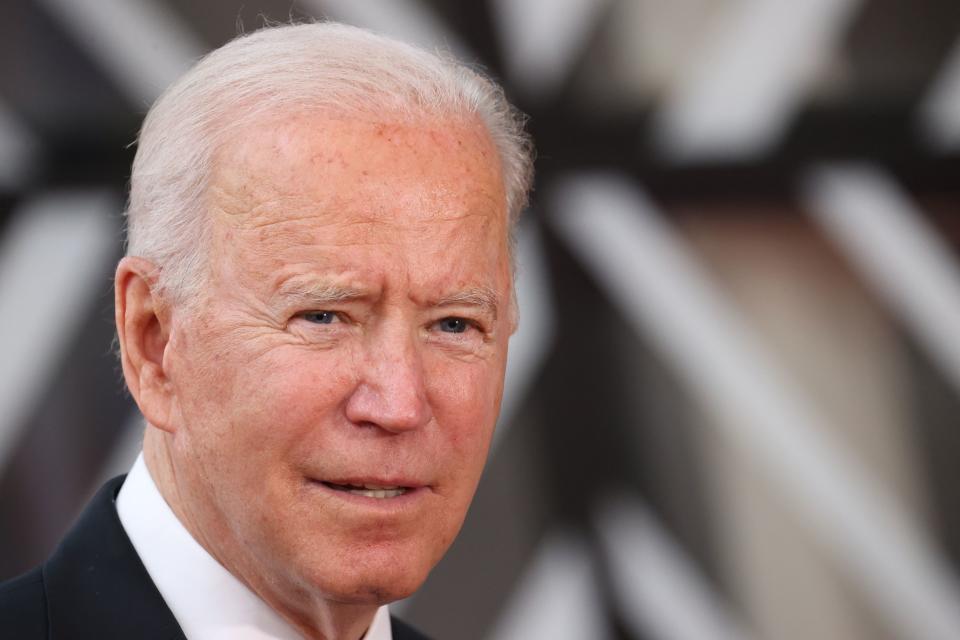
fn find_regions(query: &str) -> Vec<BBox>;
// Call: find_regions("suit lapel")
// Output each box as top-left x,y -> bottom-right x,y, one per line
42,476 -> 186,640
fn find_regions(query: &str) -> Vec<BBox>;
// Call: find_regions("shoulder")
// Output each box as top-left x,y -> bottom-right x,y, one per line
3,476 -> 185,640
391,615 -> 433,640
0,566 -> 48,638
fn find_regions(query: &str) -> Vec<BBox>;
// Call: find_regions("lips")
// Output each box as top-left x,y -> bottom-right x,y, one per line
312,472 -> 428,501
323,481 -> 409,499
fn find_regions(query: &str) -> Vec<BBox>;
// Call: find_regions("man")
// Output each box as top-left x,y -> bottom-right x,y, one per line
0,21 -> 533,640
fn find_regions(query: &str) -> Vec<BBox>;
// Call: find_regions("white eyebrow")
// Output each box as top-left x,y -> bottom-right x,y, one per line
274,280 -> 370,307
273,279 -> 501,319
434,287 -> 500,320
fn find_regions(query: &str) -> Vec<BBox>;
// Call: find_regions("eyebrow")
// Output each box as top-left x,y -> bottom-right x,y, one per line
274,279 -> 500,319
433,287 -> 500,320
274,280 -> 370,307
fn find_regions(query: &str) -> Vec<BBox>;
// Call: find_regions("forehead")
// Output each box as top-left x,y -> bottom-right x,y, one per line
203,109 -> 511,296
208,109 -> 506,231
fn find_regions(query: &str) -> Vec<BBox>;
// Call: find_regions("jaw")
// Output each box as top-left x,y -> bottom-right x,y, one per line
145,443 -> 401,640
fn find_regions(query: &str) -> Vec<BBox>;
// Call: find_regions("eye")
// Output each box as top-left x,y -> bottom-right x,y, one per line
437,317 -> 470,333
302,311 -> 339,324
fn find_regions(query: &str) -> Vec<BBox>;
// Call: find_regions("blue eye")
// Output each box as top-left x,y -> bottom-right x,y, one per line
304,311 -> 337,324
438,317 -> 469,333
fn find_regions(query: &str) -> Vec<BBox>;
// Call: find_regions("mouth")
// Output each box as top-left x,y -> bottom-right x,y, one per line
321,481 -> 411,499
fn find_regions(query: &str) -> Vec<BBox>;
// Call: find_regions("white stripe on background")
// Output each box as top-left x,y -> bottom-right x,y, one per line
919,37 -> 960,150
0,101 -> 38,189
490,0 -> 609,101
36,0 -> 204,105
807,165 -> 960,394
0,191 -> 119,475
495,219 -> 556,447
597,496 -> 754,640
487,532 -> 612,640
303,0 -> 472,61
549,173 -> 960,640
654,0 -> 862,162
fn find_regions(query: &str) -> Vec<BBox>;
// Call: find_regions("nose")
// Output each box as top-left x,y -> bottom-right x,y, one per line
344,323 -> 433,433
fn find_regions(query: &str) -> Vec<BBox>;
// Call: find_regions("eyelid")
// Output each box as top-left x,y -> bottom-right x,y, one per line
432,314 -> 489,335
299,309 -> 346,324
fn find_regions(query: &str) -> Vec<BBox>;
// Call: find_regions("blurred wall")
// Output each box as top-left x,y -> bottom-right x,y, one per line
2,2 -> 960,639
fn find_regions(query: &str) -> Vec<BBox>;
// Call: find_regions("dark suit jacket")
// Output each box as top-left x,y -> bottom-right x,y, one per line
0,476 -> 430,639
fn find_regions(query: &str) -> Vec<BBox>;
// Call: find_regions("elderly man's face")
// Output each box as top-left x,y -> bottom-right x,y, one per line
161,112 -> 512,607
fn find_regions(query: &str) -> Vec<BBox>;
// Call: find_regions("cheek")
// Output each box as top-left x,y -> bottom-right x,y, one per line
426,357 -> 503,468
175,337 -> 359,458
231,347 -> 359,437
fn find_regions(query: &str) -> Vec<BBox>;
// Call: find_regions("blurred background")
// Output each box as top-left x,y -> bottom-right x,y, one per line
2,1 -> 960,639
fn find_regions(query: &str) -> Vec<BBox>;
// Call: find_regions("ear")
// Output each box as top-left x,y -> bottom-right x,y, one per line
115,257 -> 176,433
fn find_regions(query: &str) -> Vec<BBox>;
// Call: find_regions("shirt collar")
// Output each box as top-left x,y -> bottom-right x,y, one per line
117,453 -> 392,640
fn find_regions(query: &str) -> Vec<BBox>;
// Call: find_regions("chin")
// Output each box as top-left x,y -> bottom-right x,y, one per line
334,583 -> 416,606
322,569 -> 425,606
298,547 -> 433,607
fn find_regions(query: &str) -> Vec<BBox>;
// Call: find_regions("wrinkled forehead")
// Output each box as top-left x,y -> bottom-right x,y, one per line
205,108 -> 508,233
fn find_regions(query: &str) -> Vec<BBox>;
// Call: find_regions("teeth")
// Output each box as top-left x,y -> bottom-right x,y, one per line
347,488 -> 406,499
321,481 -> 410,498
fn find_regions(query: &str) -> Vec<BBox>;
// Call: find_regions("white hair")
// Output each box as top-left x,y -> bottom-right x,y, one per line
125,21 -> 534,302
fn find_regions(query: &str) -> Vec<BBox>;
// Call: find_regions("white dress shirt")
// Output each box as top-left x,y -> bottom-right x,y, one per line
117,453 -> 392,640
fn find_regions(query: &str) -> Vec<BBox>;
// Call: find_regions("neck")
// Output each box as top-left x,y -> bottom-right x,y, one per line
141,427 -> 380,639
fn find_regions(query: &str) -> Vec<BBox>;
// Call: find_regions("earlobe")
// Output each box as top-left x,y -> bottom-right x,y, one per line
115,257 -> 176,433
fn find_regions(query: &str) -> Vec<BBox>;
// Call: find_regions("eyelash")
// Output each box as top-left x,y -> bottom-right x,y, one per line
302,311 -> 341,325
435,317 -> 471,334
297,311 -> 486,338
